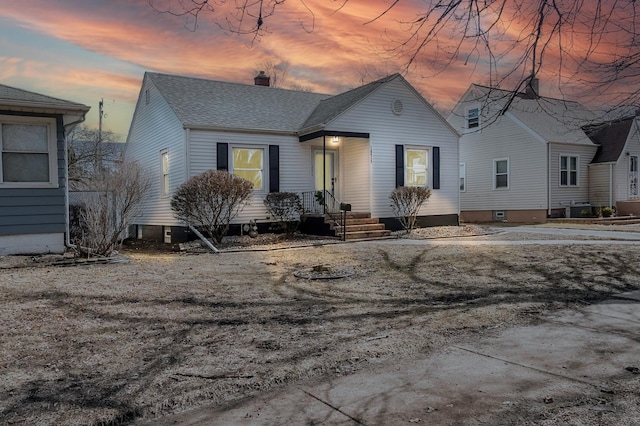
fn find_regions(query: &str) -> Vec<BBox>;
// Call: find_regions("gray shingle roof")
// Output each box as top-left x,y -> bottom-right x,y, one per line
146,73 -> 330,133
586,116 -> 636,163
146,72 -> 406,134
471,85 -> 596,145
0,83 -> 90,112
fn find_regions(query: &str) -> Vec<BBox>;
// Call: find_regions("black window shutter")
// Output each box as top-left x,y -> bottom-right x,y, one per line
395,145 -> 404,187
269,145 -> 279,193
432,146 -> 440,189
217,143 -> 228,171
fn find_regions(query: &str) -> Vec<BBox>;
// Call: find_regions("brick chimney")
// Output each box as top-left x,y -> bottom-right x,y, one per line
524,78 -> 539,99
254,71 -> 270,87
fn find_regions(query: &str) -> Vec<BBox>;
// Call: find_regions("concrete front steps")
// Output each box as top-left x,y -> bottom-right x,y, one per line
329,212 -> 392,240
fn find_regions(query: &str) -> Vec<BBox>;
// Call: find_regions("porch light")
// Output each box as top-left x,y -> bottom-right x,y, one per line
331,136 -> 340,144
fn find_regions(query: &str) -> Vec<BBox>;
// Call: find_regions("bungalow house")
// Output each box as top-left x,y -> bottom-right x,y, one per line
585,114 -> 640,215
124,72 -> 459,242
448,82 -> 599,222
0,84 -> 90,255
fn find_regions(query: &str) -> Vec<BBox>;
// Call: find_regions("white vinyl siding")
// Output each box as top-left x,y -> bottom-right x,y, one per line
326,78 -> 458,218
341,137 -> 370,212
613,128 -> 640,202
549,143 -> 596,208
0,116 -> 57,188
588,163 -> 614,207
124,78 -> 186,226
188,130 -> 311,223
455,111 -> 547,211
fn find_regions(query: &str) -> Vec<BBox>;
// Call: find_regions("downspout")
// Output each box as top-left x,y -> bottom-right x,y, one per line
63,115 -> 87,250
547,142 -> 551,217
609,162 -> 613,208
322,134 -> 326,214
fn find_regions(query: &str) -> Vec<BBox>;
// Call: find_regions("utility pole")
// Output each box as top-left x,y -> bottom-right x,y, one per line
97,99 -> 104,173
98,98 -> 104,143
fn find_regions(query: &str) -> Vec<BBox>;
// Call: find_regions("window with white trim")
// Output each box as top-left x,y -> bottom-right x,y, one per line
560,155 -> 578,186
0,116 -> 57,187
161,150 -> 169,196
405,148 -> 429,187
459,162 -> 466,191
232,147 -> 264,190
466,107 -> 479,129
494,158 -> 509,189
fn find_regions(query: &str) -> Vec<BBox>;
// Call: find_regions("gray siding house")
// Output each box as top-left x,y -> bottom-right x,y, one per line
125,72 -> 460,242
586,115 -> 640,215
448,82 -> 598,222
0,84 -> 90,255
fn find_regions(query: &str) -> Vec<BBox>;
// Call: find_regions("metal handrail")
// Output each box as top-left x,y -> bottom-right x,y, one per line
301,190 -> 342,224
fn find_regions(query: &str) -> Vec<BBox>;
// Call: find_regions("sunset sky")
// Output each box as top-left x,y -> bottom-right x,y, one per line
1,1 -> 635,139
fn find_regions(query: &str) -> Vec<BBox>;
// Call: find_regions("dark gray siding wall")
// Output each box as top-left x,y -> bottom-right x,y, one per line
0,112 -> 66,236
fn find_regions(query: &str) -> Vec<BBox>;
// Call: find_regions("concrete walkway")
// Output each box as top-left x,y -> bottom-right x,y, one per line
145,290 -> 640,425
142,225 -> 640,425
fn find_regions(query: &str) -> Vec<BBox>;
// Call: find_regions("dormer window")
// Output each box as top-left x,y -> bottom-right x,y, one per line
467,107 -> 479,129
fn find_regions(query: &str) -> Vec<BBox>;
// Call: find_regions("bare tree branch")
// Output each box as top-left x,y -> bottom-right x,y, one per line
150,0 -> 640,117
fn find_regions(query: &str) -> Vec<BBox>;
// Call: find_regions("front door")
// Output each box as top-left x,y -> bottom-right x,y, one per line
630,155 -> 639,198
314,150 -> 337,196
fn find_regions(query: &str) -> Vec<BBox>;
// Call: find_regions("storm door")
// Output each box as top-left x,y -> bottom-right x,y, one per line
314,150 -> 337,197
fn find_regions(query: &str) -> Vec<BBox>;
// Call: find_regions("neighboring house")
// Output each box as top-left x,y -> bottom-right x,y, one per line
448,82 -> 598,222
585,114 -> 640,215
0,84 -> 90,255
125,72 -> 459,243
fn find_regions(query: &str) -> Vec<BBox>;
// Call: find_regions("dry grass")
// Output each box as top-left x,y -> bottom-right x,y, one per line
1,233 -> 640,425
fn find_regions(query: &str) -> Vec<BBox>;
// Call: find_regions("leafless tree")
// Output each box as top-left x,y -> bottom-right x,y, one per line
150,0 -> 639,119
74,161 -> 151,257
67,125 -> 123,190
171,170 -> 253,244
389,186 -> 432,234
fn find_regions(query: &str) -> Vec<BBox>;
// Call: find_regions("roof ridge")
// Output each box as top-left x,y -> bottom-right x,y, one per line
470,83 -> 584,105
146,71 -> 331,96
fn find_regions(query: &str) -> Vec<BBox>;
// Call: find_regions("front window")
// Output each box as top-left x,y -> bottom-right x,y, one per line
232,147 -> 263,190
467,107 -> 479,129
560,155 -> 578,186
459,162 -> 466,191
0,117 -> 57,187
405,148 -> 428,187
494,158 -> 509,189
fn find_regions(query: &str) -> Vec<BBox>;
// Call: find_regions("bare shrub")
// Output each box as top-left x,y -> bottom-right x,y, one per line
171,170 -> 253,244
75,161 -> 150,256
390,186 -> 432,234
263,192 -> 303,237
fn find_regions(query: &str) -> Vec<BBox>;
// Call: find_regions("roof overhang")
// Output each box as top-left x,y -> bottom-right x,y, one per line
184,124 -> 297,136
299,130 -> 370,143
1,101 -> 90,132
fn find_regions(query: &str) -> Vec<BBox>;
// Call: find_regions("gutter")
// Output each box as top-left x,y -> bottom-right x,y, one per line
547,142 -> 551,217
184,124 -> 296,136
63,115 -> 87,250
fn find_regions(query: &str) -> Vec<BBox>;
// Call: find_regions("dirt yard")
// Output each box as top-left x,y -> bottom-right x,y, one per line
1,227 -> 640,425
